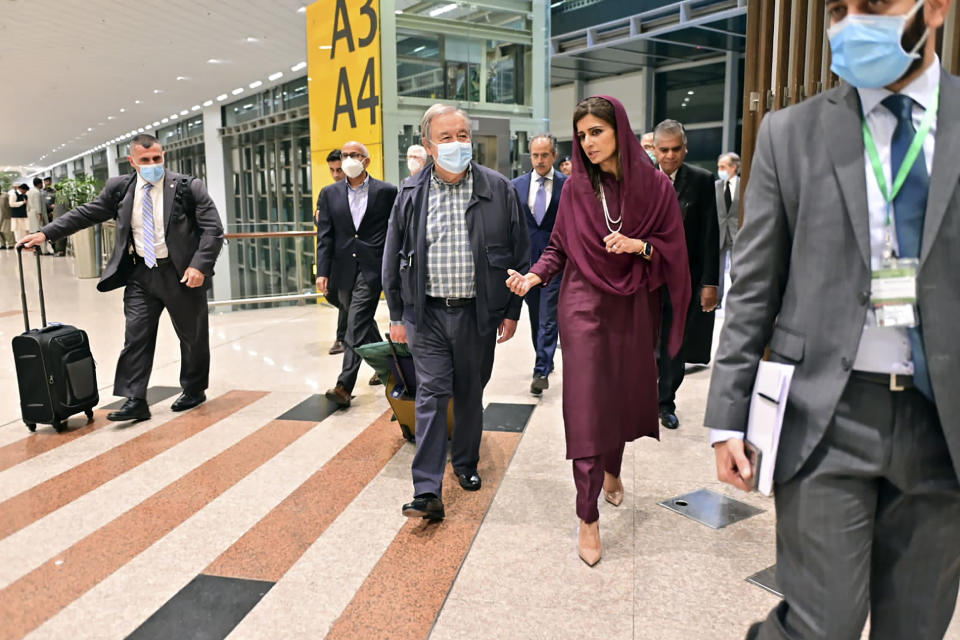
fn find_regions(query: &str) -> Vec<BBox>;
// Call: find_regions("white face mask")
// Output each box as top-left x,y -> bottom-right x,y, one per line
718,170 -> 730,182
342,156 -> 365,179
407,157 -> 424,173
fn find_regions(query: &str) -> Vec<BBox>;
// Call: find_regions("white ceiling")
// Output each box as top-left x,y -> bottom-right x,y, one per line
0,0 -> 310,171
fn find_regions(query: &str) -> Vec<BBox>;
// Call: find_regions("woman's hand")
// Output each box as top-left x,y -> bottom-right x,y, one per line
505,269 -> 542,296
603,232 -> 642,255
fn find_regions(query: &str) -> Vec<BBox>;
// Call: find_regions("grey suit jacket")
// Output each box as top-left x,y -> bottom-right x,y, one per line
714,177 -> 740,249
704,72 -> 960,484
42,171 -> 224,292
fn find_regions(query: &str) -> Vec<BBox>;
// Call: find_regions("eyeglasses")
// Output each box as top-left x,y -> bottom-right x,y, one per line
342,152 -> 367,160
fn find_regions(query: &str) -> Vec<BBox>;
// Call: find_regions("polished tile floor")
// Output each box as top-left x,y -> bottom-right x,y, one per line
1,251 -> 957,640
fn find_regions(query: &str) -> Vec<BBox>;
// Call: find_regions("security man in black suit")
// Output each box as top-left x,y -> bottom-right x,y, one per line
654,119 -> 720,429
20,134 -> 224,422
315,141 -> 398,409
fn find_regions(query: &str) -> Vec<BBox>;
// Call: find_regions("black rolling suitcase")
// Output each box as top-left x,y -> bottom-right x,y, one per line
13,246 -> 98,433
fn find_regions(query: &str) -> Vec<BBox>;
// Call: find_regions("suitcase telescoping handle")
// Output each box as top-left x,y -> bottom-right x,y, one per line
15,245 -> 47,332
384,332 -> 411,392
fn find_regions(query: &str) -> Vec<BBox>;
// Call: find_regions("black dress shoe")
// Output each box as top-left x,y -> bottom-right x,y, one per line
328,340 -> 345,355
171,391 -> 206,412
456,470 -> 482,491
369,373 -> 382,386
402,494 -> 445,521
659,411 -> 680,430
530,375 -> 549,396
107,398 -> 151,422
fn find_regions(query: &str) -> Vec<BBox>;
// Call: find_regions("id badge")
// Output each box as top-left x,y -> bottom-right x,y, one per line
871,257 -> 918,328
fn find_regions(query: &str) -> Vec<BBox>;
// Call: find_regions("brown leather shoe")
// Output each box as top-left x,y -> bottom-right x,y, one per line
325,384 -> 351,408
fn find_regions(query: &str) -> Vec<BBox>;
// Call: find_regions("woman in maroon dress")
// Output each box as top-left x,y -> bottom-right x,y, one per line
507,96 -> 690,566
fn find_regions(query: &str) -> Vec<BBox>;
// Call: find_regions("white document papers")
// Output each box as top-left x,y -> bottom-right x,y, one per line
745,361 -> 795,496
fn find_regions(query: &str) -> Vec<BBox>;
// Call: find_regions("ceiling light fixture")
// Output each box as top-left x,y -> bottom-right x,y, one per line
268,72 -> 283,81
207,58 -> 222,64
176,76 -> 190,81
297,6 -> 306,13
232,87 -> 244,95
429,3 -> 457,17
152,121 -> 161,126
191,105 -> 202,111
180,109 -> 189,115
291,61 -> 307,72
246,37 -> 259,43
203,100 -> 214,107
249,80 -> 263,89
162,118 -> 169,123
153,89 -> 163,94
170,114 -> 179,120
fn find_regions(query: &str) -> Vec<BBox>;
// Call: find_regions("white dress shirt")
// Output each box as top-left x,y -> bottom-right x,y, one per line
131,172 -> 169,260
347,174 -> 370,231
710,58 -> 940,447
527,167 -> 555,212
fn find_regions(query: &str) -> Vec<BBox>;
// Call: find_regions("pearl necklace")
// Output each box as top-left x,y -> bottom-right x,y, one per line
599,184 -> 622,233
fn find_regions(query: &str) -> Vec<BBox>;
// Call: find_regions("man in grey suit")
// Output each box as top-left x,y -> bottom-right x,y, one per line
20,134 -> 224,423
384,104 -> 529,521
706,1 -> 960,638
714,152 -> 740,303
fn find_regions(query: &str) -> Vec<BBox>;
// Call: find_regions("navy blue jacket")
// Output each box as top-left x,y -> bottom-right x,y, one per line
511,170 -> 567,263
383,162 -> 530,335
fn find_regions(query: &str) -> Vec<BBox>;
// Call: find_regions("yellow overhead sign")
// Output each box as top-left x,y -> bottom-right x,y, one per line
307,0 -> 384,203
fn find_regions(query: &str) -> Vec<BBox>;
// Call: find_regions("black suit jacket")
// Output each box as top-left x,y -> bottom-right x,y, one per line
316,176 -> 398,294
382,162 -> 530,335
671,163 -> 721,363
42,171 -> 224,292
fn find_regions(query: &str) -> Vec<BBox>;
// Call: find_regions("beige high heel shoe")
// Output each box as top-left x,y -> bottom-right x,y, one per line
603,473 -> 624,507
578,519 -> 602,567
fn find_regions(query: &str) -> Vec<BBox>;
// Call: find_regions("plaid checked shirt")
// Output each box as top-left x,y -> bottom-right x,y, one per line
425,167 -> 476,298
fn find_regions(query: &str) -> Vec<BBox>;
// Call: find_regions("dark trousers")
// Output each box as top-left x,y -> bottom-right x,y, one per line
336,305 -> 348,343
113,260 -> 210,400
572,444 -> 625,523
336,271 -> 382,393
756,376 -> 960,640
406,301 -> 495,498
525,270 -> 561,377
657,286 -> 686,413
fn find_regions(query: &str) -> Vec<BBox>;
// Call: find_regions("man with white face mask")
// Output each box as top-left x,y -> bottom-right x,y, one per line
405,144 -> 428,177
316,141 -> 398,408
715,152 -> 740,303
20,134 -> 224,422
705,1 -> 960,638
383,104 -> 530,520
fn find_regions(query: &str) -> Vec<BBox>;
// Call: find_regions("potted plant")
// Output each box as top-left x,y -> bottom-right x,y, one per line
53,176 -> 105,277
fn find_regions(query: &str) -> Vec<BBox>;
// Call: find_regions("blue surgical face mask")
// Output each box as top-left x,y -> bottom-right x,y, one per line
828,0 -> 928,89
433,141 -> 472,174
139,163 -> 165,183
718,170 -> 730,182
647,150 -> 658,164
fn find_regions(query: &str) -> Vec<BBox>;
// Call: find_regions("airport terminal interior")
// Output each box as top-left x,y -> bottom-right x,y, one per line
3,1 -> 960,638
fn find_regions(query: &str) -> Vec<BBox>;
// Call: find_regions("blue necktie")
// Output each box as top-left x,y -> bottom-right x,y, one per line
142,183 -> 158,268
533,176 -> 547,226
882,93 -> 932,400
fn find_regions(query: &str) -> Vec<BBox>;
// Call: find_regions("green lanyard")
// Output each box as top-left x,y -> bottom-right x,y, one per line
861,85 -> 939,239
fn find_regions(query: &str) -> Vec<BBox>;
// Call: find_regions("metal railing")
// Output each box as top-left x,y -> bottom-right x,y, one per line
212,226 -> 328,308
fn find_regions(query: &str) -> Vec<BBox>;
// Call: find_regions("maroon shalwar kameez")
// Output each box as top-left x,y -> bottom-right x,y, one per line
529,97 -> 690,523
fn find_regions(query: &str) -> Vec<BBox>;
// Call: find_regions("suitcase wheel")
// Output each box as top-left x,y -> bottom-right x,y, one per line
52,419 -> 67,433
25,423 -> 36,433
399,424 -> 415,442
84,409 -> 94,421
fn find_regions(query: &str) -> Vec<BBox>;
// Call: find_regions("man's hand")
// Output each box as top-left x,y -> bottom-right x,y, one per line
497,318 -> 517,344
714,438 -> 753,492
180,267 -> 205,288
505,269 -> 541,296
316,276 -> 328,296
701,286 -> 719,312
389,324 -> 407,344
18,232 -> 47,250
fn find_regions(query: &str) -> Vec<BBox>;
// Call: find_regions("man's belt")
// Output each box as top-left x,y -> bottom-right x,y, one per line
131,254 -> 171,266
426,296 -> 474,308
851,371 -> 915,392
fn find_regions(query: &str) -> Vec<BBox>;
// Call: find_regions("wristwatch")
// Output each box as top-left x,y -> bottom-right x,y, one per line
636,240 -> 652,259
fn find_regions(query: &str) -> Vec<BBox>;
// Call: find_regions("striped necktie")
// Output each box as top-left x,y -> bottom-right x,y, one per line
142,183 -> 158,268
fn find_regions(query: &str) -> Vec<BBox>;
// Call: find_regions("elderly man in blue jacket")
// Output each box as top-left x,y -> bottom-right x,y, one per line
383,104 -> 530,521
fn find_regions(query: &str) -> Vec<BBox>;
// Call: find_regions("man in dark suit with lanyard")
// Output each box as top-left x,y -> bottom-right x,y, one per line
20,134 -> 224,422
708,1 -> 960,637
511,133 -> 567,395
316,141 -> 398,409
654,119 -> 720,430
